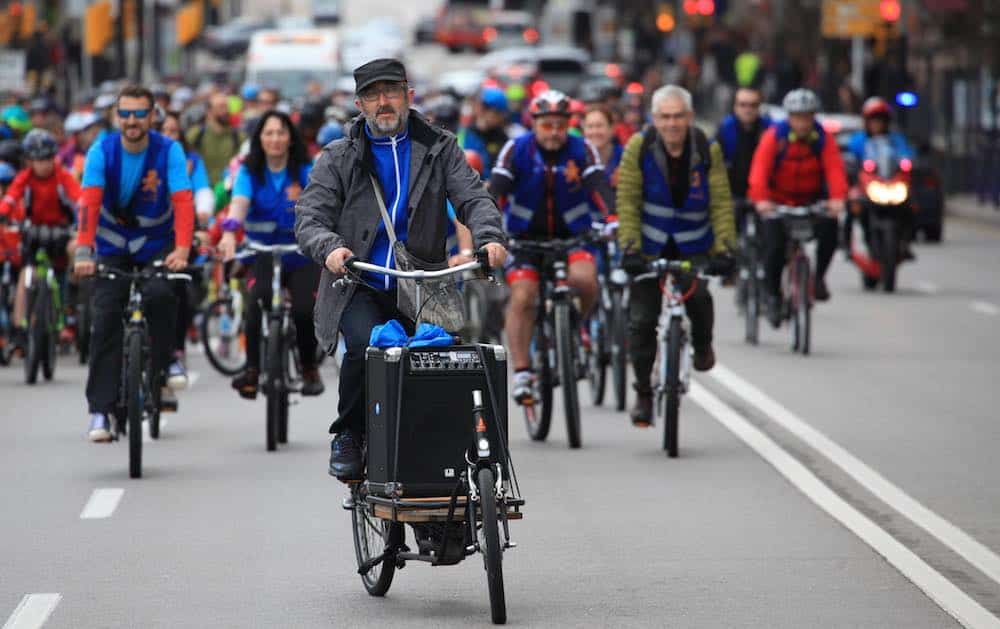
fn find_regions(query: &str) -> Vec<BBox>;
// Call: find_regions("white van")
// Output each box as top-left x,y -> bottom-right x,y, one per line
246,29 -> 339,100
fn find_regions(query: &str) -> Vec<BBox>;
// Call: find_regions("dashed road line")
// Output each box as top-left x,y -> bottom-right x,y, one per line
709,364 -> 1000,589
79,488 -> 124,520
915,281 -> 940,294
970,301 -> 1000,316
3,593 -> 61,629
689,383 -> 1000,629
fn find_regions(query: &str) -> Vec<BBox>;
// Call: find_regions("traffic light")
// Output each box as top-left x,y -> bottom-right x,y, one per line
879,0 -> 901,22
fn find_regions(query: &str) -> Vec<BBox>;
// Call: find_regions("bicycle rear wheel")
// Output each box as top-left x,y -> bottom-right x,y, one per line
524,321 -> 554,441
663,317 -> 683,457
148,372 -> 162,440
610,290 -> 628,412
265,319 -> 282,451
125,331 -> 144,478
352,486 -> 402,596
555,302 -> 582,449
744,255 -> 760,345
24,286 -> 43,385
277,343 -> 292,444
478,467 -> 506,624
796,257 -> 811,355
41,306 -> 56,381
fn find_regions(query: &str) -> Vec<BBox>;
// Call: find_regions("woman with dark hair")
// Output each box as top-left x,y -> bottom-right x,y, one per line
158,109 -> 215,395
218,110 -> 324,398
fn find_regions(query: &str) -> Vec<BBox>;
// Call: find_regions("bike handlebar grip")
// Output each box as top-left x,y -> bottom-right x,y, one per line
476,246 -> 491,276
343,255 -> 358,270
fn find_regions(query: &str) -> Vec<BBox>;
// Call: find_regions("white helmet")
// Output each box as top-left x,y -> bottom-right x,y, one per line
782,88 -> 820,114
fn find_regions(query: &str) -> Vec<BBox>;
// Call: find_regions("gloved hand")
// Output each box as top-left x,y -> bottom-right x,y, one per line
706,254 -> 737,277
620,252 -> 647,277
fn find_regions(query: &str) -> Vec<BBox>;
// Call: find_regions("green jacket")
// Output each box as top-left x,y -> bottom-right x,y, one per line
617,128 -> 735,256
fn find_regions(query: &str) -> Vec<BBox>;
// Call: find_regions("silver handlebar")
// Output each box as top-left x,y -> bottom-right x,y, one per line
343,258 -> 481,280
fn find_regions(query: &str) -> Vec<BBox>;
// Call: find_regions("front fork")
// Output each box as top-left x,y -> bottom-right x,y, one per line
466,390 -> 515,553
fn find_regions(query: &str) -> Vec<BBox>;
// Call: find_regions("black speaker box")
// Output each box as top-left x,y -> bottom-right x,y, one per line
365,344 -> 508,498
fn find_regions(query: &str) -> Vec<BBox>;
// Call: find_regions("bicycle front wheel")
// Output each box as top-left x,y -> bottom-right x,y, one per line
24,287 -> 43,385
125,331 -> 144,478
663,317 -> 683,457
524,321 -> 553,441
796,256 -> 811,355
745,258 -> 760,346
201,297 -> 247,376
478,467 -> 507,624
555,302 -> 582,449
587,307 -> 607,406
610,290 -> 628,412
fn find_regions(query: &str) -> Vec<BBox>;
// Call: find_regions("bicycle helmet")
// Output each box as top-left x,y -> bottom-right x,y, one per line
781,88 -> 820,114
22,129 -> 58,161
529,90 -> 572,118
2,105 -> 32,133
317,120 -> 344,146
861,96 -> 892,119
241,83 -> 260,101
0,161 -> 16,184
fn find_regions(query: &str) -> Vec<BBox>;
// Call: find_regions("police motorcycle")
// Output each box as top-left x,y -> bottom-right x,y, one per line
845,136 -> 916,293
335,249 -> 523,625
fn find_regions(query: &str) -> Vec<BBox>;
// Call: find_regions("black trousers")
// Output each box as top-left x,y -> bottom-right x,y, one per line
761,215 -> 838,297
330,285 -> 412,435
244,257 -> 321,372
86,255 -> 176,414
628,274 -> 713,390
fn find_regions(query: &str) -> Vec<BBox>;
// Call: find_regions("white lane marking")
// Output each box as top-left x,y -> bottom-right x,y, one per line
970,301 -> 1000,316
3,593 -> 61,629
710,364 -> 1000,589
689,383 -> 1000,629
79,488 -> 124,519
915,281 -> 939,294
187,370 -> 200,388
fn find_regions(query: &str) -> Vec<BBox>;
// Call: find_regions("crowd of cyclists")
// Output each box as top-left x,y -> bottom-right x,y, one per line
0,57 -> 917,465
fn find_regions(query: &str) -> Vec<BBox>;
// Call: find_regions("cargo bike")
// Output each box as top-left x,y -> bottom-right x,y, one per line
336,252 -> 523,625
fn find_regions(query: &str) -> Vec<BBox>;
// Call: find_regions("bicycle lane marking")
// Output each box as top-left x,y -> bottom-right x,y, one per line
708,363 -> 1000,588
79,488 -> 124,519
688,383 -> 1000,629
2,594 -> 61,629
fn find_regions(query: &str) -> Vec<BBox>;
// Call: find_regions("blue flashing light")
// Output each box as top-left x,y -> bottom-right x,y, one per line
896,91 -> 918,108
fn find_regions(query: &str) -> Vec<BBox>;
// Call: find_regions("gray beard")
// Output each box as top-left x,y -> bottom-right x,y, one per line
366,107 -> 409,137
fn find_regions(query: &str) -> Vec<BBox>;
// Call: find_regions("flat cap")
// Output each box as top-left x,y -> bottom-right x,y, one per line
353,58 -> 408,94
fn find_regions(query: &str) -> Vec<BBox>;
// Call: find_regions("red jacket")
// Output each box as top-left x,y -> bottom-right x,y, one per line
748,126 -> 848,206
1,164 -> 82,226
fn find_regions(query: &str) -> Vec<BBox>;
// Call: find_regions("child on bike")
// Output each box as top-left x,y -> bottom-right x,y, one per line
0,129 -> 81,350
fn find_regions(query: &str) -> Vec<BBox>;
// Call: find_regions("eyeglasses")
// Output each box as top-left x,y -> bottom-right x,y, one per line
735,101 -> 761,108
537,119 -> 569,132
117,108 -> 150,120
358,83 -> 406,103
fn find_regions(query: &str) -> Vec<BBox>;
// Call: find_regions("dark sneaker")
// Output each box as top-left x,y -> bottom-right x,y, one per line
814,278 -> 831,302
300,367 -> 325,396
767,295 -> 783,329
630,384 -> 653,427
329,431 -> 363,480
231,368 -> 259,400
693,345 -> 716,372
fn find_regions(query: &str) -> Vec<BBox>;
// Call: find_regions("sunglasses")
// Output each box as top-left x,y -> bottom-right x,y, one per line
117,108 -> 151,119
537,119 -> 569,132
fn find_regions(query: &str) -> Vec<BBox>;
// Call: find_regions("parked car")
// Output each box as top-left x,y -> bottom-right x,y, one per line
201,16 -> 274,60
534,46 -> 590,97
435,5 -> 492,53
484,11 -> 540,51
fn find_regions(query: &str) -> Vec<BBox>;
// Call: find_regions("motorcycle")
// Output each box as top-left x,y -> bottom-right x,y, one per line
847,154 -> 915,293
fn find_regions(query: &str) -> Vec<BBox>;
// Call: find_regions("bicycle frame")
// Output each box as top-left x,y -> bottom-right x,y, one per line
656,274 -> 693,400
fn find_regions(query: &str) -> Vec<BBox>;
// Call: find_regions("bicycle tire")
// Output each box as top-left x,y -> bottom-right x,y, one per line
125,331 -> 144,478
277,343 -> 291,444
352,486 -> 402,596
42,298 -> 56,381
663,317 -> 683,457
524,322 -> 554,441
148,371 -> 161,440
265,319 -> 282,451
201,297 -> 247,376
796,256 -> 811,355
478,467 -> 507,624
610,290 -> 627,412
555,302 -> 582,449
745,258 -> 760,346
880,226 -> 898,293
587,307 -> 607,406
24,285 -> 43,385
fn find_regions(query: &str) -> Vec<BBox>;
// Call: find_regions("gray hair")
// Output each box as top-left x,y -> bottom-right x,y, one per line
651,85 -> 693,113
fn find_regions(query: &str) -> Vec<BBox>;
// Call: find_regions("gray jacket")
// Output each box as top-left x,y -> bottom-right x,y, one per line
295,111 -> 506,353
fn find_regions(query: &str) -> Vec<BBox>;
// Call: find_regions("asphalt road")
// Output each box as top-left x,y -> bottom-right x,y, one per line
2,209 -> 999,628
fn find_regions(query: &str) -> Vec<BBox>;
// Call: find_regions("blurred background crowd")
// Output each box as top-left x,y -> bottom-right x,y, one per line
0,0 -> 998,204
